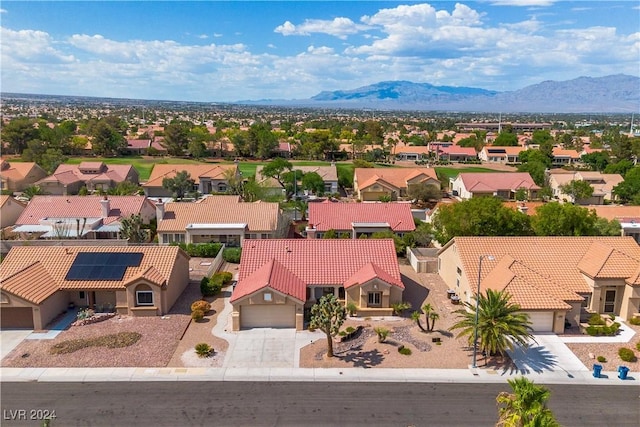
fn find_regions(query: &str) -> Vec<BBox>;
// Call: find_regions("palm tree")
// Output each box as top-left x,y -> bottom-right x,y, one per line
449,289 -> 534,360
422,303 -> 434,331
411,311 -> 427,332
428,311 -> 440,332
496,377 -> 559,427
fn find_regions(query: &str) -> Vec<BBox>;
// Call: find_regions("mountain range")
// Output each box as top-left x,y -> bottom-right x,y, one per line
241,74 -> 640,113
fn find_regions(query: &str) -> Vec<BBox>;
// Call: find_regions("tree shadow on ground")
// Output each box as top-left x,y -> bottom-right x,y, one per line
501,345 -> 558,375
338,348 -> 385,368
401,274 -> 429,316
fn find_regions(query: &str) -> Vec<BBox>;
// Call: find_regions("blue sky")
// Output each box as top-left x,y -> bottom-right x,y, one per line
1,1 -> 638,102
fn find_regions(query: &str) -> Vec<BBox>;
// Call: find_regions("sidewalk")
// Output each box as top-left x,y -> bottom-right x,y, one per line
1,365 -> 636,385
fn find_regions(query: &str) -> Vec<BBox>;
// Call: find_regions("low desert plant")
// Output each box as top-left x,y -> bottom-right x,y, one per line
374,327 -> 390,343
191,309 -> 205,321
345,326 -> 355,334
629,317 -> 640,326
195,343 -> 212,358
636,342 -> 640,352
597,355 -> 607,363
50,332 -> 141,355
608,313 -> 616,321
398,346 -> 412,355
391,301 -> 412,316
588,314 -> 606,326
618,347 -> 637,363
191,300 -> 211,313
76,308 -> 95,321
345,302 -> 358,316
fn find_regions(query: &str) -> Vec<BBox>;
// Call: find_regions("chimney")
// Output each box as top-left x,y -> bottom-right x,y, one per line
155,198 -> 165,221
305,224 -> 317,239
100,196 -> 110,218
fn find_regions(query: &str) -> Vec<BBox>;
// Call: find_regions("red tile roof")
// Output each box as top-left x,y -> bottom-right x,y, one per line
308,202 -> 416,232
143,163 -> 237,187
16,195 -> 151,225
42,163 -> 135,185
231,239 -> 402,302
458,172 -> 540,192
233,259 -> 307,303
355,168 -> 438,191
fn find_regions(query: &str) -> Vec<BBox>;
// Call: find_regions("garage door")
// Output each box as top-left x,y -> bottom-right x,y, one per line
241,304 -> 295,329
1,307 -> 34,329
524,311 -> 553,332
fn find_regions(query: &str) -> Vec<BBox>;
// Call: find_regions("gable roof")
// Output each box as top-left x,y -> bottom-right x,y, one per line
458,172 -> 540,192
308,202 -> 416,232
143,163 -> 237,187
41,163 -> 135,185
442,236 -> 640,310
0,246 -> 186,304
231,239 -> 403,302
232,259 -> 307,303
16,195 -> 151,226
355,168 -> 438,190
588,205 -> 640,222
157,198 -> 280,232
0,159 -> 45,183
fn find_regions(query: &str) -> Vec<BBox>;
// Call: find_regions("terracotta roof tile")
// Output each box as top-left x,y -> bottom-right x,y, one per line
143,163 -> 237,186
308,202 -> 416,232
231,259 -> 307,303
355,168 -> 438,190
458,172 -> 540,192
0,262 -> 58,304
343,262 -> 405,289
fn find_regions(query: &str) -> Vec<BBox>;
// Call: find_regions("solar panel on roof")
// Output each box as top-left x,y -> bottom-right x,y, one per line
65,252 -> 145,281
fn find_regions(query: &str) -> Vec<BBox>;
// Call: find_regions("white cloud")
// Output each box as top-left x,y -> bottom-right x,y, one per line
489,0 -> 556,6
0,8 -> 7,14
275,17 -> 367,39
1,27 -> 74,63
198,34 -> 208,39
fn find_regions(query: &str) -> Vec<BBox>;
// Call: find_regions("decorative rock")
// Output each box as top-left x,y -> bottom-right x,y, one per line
589,353 -> 595,359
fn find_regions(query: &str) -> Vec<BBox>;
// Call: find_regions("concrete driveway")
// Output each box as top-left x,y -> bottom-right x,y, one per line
0,329 -> 32,360
507,333 -> 588,376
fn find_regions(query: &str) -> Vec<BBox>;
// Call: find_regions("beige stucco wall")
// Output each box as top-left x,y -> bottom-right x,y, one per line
162,250 -> 190,314
438,244 -> 471,302
34,291 -> 69,330
565,301 -> 583,328
552,310 -> 566,334
620,285 -> 640,319
1,198 -> 25,228
231,288 -> 303,331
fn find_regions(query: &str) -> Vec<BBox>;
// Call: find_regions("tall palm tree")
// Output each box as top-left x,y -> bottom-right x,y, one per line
449,289 -> 534,359
496,377 -> 559,427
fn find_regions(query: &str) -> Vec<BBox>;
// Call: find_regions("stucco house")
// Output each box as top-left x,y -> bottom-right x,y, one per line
548,171 -> 624,204
449,172 -> 540,200
0,245 -> 190,329
394,145 -> 430,161
37,162 -> 139,195
353,168 -> 440,201
255,164 -> 339,197
438,236 -> 640,333
478,146 -> 526,164
142,163 -> 239,197
589,205 -> 640,244
155,195 -> 286,246
0,158 -> 47,192
230,239 -> 403,330
551,148 -> 581,166
12,195 -> 156,240
0,195 -> 27,229
307,201 -> 416,238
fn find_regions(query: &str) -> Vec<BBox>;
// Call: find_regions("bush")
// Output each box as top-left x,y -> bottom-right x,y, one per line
345,326 -> 355,334
374,327 -> 390,343
618,347 -> 637,362
398,346 -> 412,356
191,300 -> 211,313
173,242 -> 223,257
391,301 -> 412,316
191,309 -> 205,321
629,317 -> 640,326
214,271 -> 233,285
76,308 -> 95,321
200,277 -> 222,297
222,247 -> 242,263
597,355 -> 607,363
346,302 -> 357,316
195,343 -> 212,358
50,332 -> 141,355
588,314 -> 606,326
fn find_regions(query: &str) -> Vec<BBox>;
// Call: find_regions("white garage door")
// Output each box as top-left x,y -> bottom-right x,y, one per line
524,311 -> 554,332
241,304 -> 295,329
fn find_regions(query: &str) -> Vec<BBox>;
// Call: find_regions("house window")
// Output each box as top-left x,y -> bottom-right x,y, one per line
264,293 -> 272,302
456,267 -> 462,275
368,292 -> 382,307
136,291 -> 154,306
261,233 -> 269,239
79,291 -> 86,299
456,278 -> 460,288
218,183 -> 227,192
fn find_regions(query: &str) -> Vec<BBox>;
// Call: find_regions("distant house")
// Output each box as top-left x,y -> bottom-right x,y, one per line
449,172 -> 540,200
0,246 -> 189,329
155,195 -> 285,246
353,168 -> 440,201
548,171 -> 624,204
12,195 -> 156,240
125,139 -> 167,155
274,142 -> 293,158
307,201 -> 416,238
438,236 -> 640,333
142,163 -> 239,197
255,164 -> 339,197
588,205 -> 640,243
230,239 -> 403,330
394,145 -> 430,161
478,146 -> 526,164
0,158 -> 47,192
37,162 -> 139,195
0,195 -> 26,229
551,147 -> 581,166
436,146 -> 477,162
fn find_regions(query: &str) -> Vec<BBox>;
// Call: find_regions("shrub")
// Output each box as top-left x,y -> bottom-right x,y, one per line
629,317 -> 640,326
398,346 -> 412,356
345,302 -> 357,316
636,342 -> 640,351
200,277 -> 222,297
191,309 -> 205,321
618,347 -> 637,362
76,308 -> 95,321
195,343 -> 212,358
597,355 -> 607,363
222,247 -> 242,263
608,313 -> 616,321
191,300 -> 211,313
374,327 -> 390,343
345,326 -> 355,334
214,271 -> 233,285
50,332 -> 141,355
588,314 -> 606,326
173,242 -> 223,257
391,301 -> 412,316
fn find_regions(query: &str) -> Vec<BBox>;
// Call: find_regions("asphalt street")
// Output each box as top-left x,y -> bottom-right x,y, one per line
1,381 -> 638,427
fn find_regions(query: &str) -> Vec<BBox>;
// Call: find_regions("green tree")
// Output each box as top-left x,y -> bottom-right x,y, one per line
301,172 -> 325,195
261,158 -> 292,189
559,179 -> 594,204
91,121 -> 126,156
496,377 -> 559,427
514,188 -> 528,202
22,185 -> 45,200
408,183 -> 442,203
581,151 -> 610,171
188,139 -> 207,159
531,202 -> 600,236
594,217 -> 621,236
309,294 -> 346,358
248,122 -> 278,159
162,170 -> 195,201
493,132 -> 519,147
450,289 -> 534,360
164,121 -> 191,156
107,180 -> 141,196
613,166 -> 640,204
1,117 -> 39,154
604,159 -> 634,176
432,197 -> 533,245
322,229 -> 338,239
119,214 -> 147,243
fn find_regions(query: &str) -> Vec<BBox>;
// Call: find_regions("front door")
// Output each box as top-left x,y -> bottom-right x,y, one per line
604,290 -> 616,313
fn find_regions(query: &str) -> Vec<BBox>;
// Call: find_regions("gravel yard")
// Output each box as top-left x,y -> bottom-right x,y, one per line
565,323 -> 640,372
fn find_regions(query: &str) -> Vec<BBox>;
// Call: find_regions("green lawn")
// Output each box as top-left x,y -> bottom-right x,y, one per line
434,166 -> 498,182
